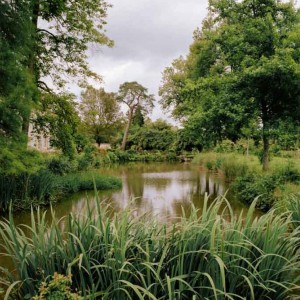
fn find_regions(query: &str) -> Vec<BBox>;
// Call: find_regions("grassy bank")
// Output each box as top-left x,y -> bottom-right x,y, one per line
0,147 -> 177,213
0,196 -> 299,299
0,171 -> 122,212
192,152 -> 300,211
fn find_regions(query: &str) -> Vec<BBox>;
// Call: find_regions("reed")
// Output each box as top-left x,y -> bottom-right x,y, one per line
0,196 -> 299,299
0,171 -> 122,212
288,194 -> 300,230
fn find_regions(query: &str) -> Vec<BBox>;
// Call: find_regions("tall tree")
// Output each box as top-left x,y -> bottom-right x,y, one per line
1,0 -> 113,142
160,0 -> 300,170
28,0 -> 113,90
0,0 -> 36,142
79,86 -> 123,145
117,82 -> 155,150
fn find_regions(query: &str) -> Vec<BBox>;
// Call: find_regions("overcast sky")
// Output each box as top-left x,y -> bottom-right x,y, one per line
85,0 -> 209,121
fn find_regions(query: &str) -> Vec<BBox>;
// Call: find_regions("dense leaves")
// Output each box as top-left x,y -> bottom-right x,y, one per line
79,86 -> 123,145
160,0 -> 300,169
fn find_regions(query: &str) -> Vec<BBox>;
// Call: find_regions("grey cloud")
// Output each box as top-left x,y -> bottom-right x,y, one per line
87,0 -> 208,120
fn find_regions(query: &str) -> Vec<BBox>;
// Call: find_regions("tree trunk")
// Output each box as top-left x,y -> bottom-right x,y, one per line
23,0 -> 40,137
121,109 -> 133,151
246,138 -> 249,157
29,0 -> 39,77
262,131 -> 269,171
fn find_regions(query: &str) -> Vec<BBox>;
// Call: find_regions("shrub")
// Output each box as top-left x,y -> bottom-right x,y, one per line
32,273 -> 82,300
234,164 -> 300,211
214,139 -> 235,153
47,156 -> 77,175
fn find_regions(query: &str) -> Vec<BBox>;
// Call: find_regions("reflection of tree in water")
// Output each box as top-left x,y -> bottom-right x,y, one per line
11,164 -> 257,228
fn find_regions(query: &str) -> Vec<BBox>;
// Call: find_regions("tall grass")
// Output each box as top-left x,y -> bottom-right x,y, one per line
0,196 -> 299,299
287,194 -> 300,230
0,171 -> 57,212
0,171 -> 122,212
192,152 -> 258,180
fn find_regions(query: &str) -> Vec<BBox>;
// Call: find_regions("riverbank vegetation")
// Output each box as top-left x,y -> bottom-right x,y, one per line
1,196 -> 299,299
0,166 -> 121,212
193,151 -> 300,211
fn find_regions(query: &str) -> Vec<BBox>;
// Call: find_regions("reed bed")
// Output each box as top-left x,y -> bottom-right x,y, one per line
0,171 -> 121,212
0,196 -> 299,299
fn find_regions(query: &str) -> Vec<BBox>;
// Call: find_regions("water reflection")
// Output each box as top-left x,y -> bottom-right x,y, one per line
7,163 -> 252,227
58,162 -> 250,222
0,162 -> 258,274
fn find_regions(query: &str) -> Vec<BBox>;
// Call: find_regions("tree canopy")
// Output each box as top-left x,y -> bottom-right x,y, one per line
0,0 -> 112,160
79,86 -> 123,145
160,0 -> 300,170
117,82 -> 155,150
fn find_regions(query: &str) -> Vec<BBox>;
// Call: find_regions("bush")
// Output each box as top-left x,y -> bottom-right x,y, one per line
234,164 -> 300,211
32,273 -> 82,300
47,156 -> 78,175
214,139 -> 235,153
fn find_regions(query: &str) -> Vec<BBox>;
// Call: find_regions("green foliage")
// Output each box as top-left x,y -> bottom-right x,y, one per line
47,156 -> 78,176
58,172 -> 121,194
0,151 -> 122,212
234,164 -> 300,211
0,170 -> 57,212
1,197 -> 299,299
0,0 -> 37,141
288,194 -> 300,230
193,152 -> 250,180
32,273 -> 82,300
33,94 -> 80,158
160,0 -> 300,170
79,86 -> 123,145
214,139 -> 235,153
31,0 -> 113,90
131,105 -> 145,127
127,119 -> 176,151
117,82 -> 155,150
0,144 -> 44,175
1,0 -> 112,160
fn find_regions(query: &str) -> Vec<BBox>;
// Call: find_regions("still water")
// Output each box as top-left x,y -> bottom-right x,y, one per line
0,162 -> 256,274
12,162 -> 251,225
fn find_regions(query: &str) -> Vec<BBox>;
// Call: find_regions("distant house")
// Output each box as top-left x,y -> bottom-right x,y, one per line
98,143 -> 111,151
27,122 -> 53,152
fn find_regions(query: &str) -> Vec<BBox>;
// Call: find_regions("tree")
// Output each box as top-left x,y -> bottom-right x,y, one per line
79,86 -> 123,145
0,0 -> 36,142
117,82 -> 155,150
160,0 -> 300,170
33,93 -> 80,158
214,0 -> 300,170
1,0 -> 113,142
28,0 -> 113,90
127,119 -> 176,151
132,105 -> 145,127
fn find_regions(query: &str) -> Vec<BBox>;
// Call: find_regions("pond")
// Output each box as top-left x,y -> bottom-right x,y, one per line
10,162 -> 252,225
0,162 -> 259,274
